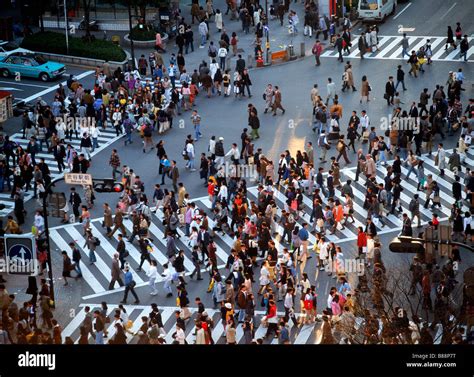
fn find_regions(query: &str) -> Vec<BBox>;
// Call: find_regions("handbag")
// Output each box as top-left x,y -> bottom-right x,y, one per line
262,93 -> 266,100
316,218 -> 325,228
129,280 -> 136,288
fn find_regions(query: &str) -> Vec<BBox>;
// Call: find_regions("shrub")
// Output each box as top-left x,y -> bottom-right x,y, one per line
129,25 -> 161,41
21,31 -> 127,62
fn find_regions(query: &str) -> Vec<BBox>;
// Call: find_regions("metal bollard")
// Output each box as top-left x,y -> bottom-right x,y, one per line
300,42 -> 305,57
247,54 -> 253,68
287,45 -> 296,61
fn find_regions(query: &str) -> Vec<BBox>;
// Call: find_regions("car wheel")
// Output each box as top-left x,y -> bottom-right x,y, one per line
0,69 -> 10,78
39,72 -> 49,82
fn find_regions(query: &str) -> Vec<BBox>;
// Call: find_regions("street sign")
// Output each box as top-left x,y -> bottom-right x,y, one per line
4,234 -> 38,276
64,173 -> 92,186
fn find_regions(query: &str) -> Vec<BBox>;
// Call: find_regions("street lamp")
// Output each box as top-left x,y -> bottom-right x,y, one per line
264,0 -> 271,65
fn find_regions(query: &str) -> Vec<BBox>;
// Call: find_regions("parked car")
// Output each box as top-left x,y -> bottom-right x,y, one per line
0,53 -> 66,81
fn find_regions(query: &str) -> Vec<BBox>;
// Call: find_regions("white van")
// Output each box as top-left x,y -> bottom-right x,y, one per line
358,0 -> 397,22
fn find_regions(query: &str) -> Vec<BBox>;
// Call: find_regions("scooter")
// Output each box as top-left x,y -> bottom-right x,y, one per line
78,16 -> 99,31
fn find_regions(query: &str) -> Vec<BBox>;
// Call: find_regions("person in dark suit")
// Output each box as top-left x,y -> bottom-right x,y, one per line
69,187 -> 82,220
385,76 -> 395,105
198,225 -> 210,263
116,234 -> 127,269
169,160 -> 180,192
401,214 -> 413,236
365,218 -> 377,237
109,253 -> 124,290
107,206 -> 127,238
235,54 -> 246,74
53,142 -> 66,173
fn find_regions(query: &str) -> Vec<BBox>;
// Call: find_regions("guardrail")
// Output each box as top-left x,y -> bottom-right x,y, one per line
35,50 -> 131,71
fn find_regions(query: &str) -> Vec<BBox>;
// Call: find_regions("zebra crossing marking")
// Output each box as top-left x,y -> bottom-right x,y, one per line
46,149 -> 470,297
1,127 -> 124,216
321,36 -> 474,62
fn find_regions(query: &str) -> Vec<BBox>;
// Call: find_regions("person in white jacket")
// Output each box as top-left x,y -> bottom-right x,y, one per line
218,46 -> 228,70
209,59 -> 219,80
217,183 -> 228,203
215,9 -> 223,32
147,260 -> 159,295
326,77 -> 336,105
225,143 -> 240,163
161,263 -> 177,297
174,323 -> 186,344
199,21 -> 209,48
90,124 -> 101,152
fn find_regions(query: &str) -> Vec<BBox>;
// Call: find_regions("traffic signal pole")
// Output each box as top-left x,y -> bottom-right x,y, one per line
42,177 -> 64,308
390,236 -> 474,253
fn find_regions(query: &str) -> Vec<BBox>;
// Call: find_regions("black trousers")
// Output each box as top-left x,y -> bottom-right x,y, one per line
265,322 -> 278,338
190,260 -> 201,279
123,285 -> 139,302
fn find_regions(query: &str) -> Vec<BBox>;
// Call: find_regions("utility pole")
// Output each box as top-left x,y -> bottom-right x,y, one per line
41,177 -> 65,308
63,0 -> 69,55
127,1 -> 136,69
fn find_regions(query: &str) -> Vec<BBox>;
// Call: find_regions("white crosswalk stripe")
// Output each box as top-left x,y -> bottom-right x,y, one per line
321,36 -> 474,62
64,304 -> 468,344
1,127 -> 124,217
45,149 -> 471,296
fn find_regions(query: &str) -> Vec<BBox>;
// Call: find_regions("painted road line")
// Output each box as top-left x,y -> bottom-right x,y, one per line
393,2 -> 412,20
22,70 -> 95,104
50,229 -> 104,294
440,2 -> 457,19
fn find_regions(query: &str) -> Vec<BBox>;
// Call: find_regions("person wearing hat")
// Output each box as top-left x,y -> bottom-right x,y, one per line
120,265 -> 140,304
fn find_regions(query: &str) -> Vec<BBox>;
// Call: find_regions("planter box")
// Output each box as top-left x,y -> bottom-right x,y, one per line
123,33 -> 168,48
35,50 -> 130,71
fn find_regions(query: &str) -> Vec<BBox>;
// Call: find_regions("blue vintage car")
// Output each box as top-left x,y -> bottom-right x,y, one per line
0,53 -> 66,82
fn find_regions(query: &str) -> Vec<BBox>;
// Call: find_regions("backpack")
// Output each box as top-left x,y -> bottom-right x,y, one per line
408,200 -> 416,212
320,111 -> 327,123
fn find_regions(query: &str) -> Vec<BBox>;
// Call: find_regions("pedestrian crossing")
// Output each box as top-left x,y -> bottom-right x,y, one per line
45,148 -> 471,297
61,304 -> 471,344
0,127 -> 123,217
320,35 -> 474,62
61,304 -> 323,344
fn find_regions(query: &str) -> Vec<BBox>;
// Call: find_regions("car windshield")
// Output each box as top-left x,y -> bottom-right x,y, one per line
360,0 -> 379,10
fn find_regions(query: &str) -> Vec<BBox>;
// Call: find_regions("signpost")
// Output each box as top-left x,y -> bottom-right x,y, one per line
4,234 -> 38,276
64,173 -> 93,186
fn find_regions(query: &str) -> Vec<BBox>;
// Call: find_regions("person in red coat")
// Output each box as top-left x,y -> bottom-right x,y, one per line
357,227 -> 367,259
